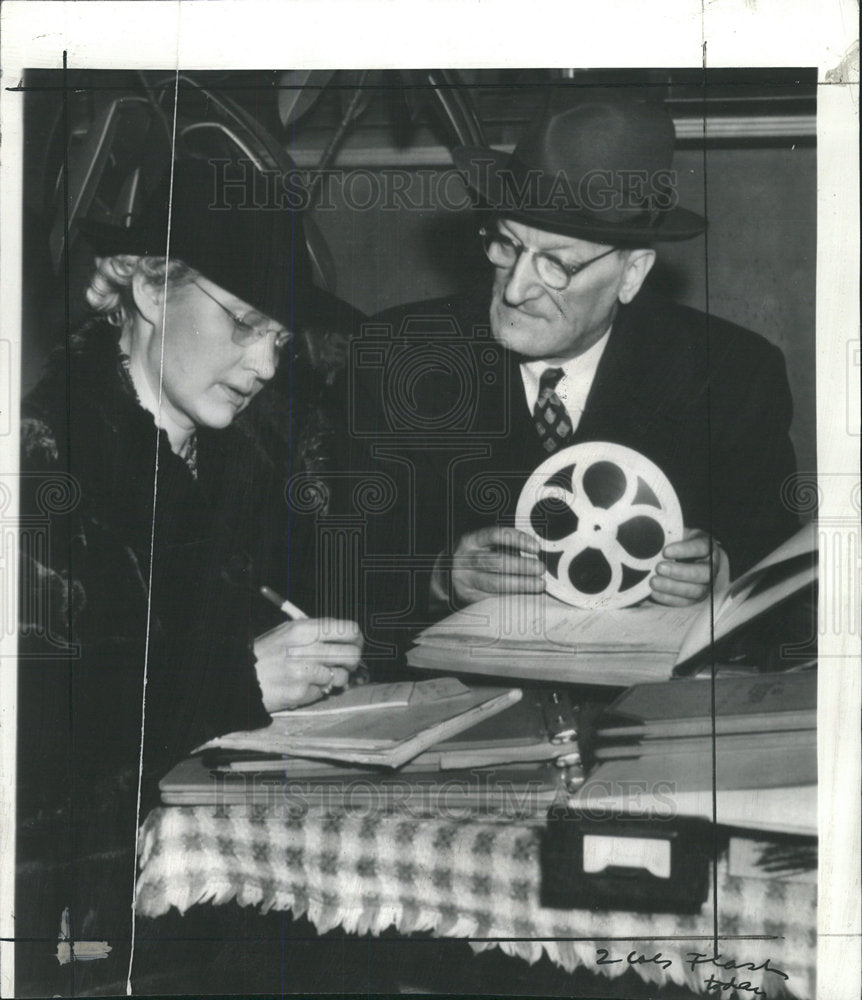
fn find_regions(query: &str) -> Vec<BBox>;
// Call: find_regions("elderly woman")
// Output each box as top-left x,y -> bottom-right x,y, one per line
17,158 -> 361,991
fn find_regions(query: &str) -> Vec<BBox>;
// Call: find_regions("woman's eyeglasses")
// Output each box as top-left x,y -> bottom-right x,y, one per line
191,281 -> 291,350
479,227 -> 618,291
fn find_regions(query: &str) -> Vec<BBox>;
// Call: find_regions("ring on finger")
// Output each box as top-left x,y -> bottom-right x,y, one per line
321,667 -> 335,696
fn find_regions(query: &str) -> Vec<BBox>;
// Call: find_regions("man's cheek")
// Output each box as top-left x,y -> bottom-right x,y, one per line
489,298 -> 508,341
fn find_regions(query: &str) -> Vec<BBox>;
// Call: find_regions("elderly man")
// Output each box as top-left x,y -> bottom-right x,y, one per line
348,98 -> 798,631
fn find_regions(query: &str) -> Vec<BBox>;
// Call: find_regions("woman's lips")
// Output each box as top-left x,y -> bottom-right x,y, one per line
219,383 -> 253,406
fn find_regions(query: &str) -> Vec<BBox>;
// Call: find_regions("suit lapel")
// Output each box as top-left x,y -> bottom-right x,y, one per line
500,348 -> 548,472
575,298 -> 669,446
473,293 -> 695,480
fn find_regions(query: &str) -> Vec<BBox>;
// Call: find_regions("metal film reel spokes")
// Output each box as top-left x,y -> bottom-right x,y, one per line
515,442 -> 684,609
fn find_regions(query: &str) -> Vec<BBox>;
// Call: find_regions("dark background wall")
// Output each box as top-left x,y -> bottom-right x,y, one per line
21,70 -> 817,475
311,145 -> 816,474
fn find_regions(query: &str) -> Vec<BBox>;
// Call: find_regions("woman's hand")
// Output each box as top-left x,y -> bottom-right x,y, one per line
253,618 -> 364,712
649,528 -> 729,607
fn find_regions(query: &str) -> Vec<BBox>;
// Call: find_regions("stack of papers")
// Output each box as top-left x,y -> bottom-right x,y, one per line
570,784 -> 817,837
409,595 -> 698,684
570,670 -> 817,835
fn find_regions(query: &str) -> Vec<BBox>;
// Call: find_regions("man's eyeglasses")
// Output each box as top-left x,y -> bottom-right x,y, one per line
479,227 -> 618,291
191,281 -> 291,350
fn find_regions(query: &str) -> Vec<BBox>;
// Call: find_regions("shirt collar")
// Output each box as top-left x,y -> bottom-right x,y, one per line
520,326 -> 612,413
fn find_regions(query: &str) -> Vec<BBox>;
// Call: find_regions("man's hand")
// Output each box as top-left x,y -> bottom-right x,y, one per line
253,618 -> 363,712
649,528 -> 728,607
439,526 -> 545,607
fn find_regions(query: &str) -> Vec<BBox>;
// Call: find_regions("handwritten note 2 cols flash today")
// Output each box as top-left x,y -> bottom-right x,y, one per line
594,948 -> 789,997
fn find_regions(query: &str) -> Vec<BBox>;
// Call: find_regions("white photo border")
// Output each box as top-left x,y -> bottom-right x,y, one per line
1,2 -> 858,997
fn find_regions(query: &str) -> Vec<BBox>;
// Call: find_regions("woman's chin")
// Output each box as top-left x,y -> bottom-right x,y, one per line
194,402 -> 241,429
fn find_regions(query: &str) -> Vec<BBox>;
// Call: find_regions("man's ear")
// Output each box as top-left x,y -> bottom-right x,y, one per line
617,249 -> 656,304
130,271 -> 165,326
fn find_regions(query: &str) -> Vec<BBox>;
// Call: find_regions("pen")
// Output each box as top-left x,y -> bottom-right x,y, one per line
259,585 -> 371,687
259,585 -> 308,621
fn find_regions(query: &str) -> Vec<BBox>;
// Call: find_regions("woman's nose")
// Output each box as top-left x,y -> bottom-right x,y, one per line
244,334 -> 278,381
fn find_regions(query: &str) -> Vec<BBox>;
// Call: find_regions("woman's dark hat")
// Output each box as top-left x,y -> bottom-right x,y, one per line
452,99 -> 705,243
78,157 -> 313,330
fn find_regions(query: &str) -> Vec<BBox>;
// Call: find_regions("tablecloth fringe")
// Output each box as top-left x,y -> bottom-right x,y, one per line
136,876 -> 806,999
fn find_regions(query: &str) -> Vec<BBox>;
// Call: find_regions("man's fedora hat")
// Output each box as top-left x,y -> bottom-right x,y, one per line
452,98 -> 705,244
78,156 -> 313,332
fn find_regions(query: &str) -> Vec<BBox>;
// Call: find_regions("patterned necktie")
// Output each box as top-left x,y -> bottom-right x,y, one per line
533,367 -> 574,454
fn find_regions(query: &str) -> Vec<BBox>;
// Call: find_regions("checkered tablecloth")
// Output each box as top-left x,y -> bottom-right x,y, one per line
137,806 -> 816,998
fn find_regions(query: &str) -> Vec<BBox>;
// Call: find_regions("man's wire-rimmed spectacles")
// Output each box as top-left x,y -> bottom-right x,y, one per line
479,227 -> 619,292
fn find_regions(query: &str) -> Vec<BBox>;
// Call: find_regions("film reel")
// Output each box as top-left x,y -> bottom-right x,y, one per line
515,442 -> 684,609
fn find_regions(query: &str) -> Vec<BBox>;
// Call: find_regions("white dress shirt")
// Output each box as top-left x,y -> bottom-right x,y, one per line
519,328 -> 612,435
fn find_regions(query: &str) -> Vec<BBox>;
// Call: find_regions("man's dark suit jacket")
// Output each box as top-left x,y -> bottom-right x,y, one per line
345,286 -> 799,650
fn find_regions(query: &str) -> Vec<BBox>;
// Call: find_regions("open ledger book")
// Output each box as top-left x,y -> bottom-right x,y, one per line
408,523 -> 817,685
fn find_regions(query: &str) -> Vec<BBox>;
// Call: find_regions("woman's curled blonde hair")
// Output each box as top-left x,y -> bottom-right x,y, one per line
85,255 -> 196,327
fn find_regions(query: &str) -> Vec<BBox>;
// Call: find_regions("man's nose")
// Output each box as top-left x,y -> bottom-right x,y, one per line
501,249 -> 544,305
